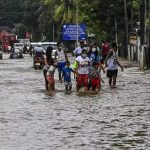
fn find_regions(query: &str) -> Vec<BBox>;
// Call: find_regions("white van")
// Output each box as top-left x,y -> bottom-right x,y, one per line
14,43 -> 24,52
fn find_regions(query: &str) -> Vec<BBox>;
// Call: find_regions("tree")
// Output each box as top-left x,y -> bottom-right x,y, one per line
44,0 -> 79,25
0,0 -> 141,44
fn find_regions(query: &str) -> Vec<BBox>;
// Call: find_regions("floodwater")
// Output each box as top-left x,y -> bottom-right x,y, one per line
0,54 -> 150,150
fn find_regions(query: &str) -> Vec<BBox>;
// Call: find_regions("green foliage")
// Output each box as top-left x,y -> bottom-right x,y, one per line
0,0 -> 142,42
133,0 -> 140,10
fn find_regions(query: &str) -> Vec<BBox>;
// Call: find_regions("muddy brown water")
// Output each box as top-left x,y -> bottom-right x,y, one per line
0,54 -> 150,150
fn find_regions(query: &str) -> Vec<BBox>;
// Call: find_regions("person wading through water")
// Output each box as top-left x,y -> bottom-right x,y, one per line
105,42 -> 123,87
43,46 -> 55,90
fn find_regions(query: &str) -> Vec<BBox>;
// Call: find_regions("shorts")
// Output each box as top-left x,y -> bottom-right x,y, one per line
46,75 -> 55,85
91,77 -> 101,89
107,69 -> 118,78
57,62 -> 66,72
64,81 -> 72,87
76,74 -> 88,88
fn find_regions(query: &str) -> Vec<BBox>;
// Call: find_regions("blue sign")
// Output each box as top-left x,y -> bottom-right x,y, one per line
63,24 -> 87,41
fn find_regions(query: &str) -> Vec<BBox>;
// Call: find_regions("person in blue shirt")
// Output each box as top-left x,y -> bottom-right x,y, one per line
88,44 -> 101,64
62,61 -> 75,91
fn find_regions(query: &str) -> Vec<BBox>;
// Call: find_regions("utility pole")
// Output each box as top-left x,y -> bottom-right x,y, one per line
76,0 -> 79,47
115,16 -> 118,45
131,0 -> 134,28
53,21 -> 55,42
124,0 -> 129,57
140,0 -> 146,45
139,0 -> 147,70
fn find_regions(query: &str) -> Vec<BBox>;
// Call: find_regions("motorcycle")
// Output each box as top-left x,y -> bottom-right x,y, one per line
33,56 -> 44,69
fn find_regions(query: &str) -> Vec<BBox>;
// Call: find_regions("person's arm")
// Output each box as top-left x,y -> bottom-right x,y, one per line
64,50 -> 68,61
44,55 -> 48,66
116,60 -> 123,72
55,51 -> 57,59
71,68 -> 76,74
75,61 -> 79,75
99,61 -> 105,73
104,50 -> 113,65
42,49 -> 45,55
73,48 -> 77,55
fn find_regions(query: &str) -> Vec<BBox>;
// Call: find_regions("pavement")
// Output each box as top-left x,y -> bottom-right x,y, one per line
118,57 -> 139,68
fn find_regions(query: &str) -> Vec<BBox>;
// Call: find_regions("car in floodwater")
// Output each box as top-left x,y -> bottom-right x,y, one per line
14,43 -> 24,51
41,42 -> 58,59
31,42 -> 38,48
9,43 -> 24,59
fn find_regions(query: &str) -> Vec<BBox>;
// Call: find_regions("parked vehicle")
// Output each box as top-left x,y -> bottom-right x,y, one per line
14,43 -> 24,51
9,48 -> 23,59
49,42 -> 58,58
0,32 -> 17,52
41,42 -> 57,58
31,42 -> 38,48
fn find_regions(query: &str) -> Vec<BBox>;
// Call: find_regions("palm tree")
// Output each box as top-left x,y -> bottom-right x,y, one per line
43,0 -> 83,40
44,0 -> 82,25
54,0 -> 77,24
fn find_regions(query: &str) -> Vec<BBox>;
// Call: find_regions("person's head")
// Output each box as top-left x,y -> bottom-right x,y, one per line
80,41 -> 84,48
46,46 -> 53,58
88,44 -> 98,56
47,46 -> 53,53
65,61 -> 70,68
111,42 -> 118,51
92,62 -> 99,69
37,42 -> 42,47
58,45 -> 63,51
57,42 -> 63,51
91,44 -> 97,53
49,59 -> 54,65
81,49 -> 88,58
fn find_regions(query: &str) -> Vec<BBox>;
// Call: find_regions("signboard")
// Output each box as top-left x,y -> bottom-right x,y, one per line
63,24 -> 87,41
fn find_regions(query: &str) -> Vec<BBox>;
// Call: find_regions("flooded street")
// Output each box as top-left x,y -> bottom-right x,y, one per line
0,54 -> 150,150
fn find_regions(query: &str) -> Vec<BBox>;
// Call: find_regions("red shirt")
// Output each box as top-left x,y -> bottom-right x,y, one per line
102,43 -> 110,55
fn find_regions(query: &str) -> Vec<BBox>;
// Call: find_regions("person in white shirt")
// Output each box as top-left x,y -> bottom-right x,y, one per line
73,41 -> 84,57
106,42 -> 123,87
55,44 -> 68,82
34,42 -> 44,57
76,49 -> 90,91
